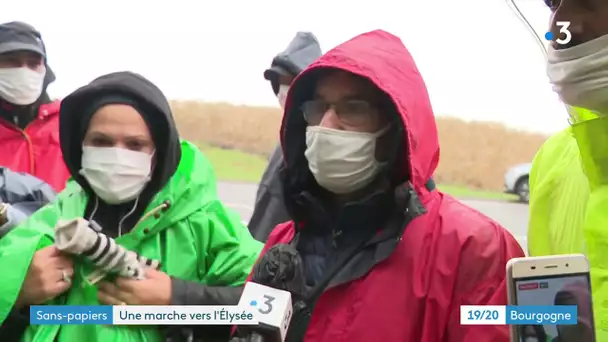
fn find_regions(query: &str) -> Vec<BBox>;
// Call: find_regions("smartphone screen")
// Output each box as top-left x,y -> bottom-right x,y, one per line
513,273 -> 595,342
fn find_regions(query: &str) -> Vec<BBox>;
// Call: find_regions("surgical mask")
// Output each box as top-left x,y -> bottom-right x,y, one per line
524,338 -> 538,342
547,34 -> 608,116
0,66 -> 46,106
79,146 -> 153,204
277,85 -> 289,109
305,125 -> 390,194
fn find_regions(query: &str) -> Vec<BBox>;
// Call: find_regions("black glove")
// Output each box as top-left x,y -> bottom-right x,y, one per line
0,305 -> 30,342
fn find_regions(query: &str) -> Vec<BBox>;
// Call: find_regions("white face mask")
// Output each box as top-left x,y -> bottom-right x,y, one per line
304,125 -> 390,194
547,34 -> 608,115
524,338 -> 538,342
79,146 -> 153,204
277,85 -> 289,109
0,66 -> 46,106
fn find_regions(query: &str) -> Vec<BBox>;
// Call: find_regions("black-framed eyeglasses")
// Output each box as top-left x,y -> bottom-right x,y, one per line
300,99 -> 379,127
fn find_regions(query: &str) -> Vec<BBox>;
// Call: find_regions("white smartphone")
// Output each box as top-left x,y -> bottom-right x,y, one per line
506,254 -> 595,342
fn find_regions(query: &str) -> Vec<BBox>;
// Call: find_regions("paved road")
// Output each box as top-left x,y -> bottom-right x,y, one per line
218,181 -> 529,252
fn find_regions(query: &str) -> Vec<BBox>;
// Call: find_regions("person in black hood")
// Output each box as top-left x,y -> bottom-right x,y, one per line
58,72 -> 182,234
0,71 -> 262,342
248,31 -> 322,242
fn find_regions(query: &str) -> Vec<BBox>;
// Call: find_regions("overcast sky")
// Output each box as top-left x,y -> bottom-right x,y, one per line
2,0 -> 568,134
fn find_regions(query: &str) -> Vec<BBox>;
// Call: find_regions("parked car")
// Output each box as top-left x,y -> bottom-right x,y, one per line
504,163 -> 532,203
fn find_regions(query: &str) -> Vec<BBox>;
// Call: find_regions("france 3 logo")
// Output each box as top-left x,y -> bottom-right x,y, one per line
545,21 -> 572,45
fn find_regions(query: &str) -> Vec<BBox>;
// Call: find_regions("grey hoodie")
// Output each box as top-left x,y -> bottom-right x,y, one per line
248,32 -> 322,242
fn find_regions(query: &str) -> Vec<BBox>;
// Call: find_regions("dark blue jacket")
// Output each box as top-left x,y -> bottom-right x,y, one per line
248,32 -> 322,242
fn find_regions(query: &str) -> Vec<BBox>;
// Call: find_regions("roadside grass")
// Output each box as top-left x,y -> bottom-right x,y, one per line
438,185 -> 518,201
173,101 -> 546,191
198,143 -> 517,201
197,144 -> 268,183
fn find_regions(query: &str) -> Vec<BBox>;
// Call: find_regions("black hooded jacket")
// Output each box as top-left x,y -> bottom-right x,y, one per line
1,72 -> 241,342
248,32 -> 322,242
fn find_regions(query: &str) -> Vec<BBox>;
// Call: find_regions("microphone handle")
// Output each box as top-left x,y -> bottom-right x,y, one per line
249,331 -> 267,342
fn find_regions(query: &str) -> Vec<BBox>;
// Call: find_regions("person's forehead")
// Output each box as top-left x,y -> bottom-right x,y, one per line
314,70 -> 378,99
90,104 -> 146,125
0,50 -> 41,59
87,105 -> 151,140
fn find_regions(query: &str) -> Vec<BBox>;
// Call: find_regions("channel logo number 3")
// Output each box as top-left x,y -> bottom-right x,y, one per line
546,21 -> 572,45
238,281 -> 294,335
256,294 -> 275,315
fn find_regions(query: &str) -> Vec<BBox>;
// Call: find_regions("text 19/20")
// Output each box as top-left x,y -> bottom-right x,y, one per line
467,309 -> 499,321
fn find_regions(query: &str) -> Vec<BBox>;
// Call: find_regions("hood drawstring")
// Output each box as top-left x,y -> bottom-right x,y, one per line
118,196 -> 140,236
135,200 -> 170,226
87,196 -> 100,222
87,196 -> 170,236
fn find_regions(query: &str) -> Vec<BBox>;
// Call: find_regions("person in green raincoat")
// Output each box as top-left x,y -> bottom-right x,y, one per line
0,71 -> 263,342
528,0 -> 608,339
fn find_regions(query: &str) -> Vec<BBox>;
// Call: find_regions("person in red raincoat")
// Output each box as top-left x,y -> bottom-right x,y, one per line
250,30 -> 525,342
0,21 -> 69,192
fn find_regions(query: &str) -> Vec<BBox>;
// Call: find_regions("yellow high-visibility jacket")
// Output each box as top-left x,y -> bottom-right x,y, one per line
528,126 -> 608,339
528,127 -> 588,256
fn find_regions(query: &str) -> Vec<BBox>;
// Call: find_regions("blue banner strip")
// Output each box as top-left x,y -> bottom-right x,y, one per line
506,305 -> 578,325
30,305 -> 113,325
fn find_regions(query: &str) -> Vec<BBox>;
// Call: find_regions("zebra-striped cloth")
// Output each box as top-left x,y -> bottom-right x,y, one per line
54,218 -> 161,284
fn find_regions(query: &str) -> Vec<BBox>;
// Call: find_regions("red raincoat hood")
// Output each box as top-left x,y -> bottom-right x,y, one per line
280,29 -> 439,194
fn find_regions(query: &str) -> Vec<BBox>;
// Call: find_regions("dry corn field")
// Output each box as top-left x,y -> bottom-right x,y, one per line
172,101 -> 549,191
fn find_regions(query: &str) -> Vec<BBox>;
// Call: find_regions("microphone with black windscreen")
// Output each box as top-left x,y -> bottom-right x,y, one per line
236,243 -> 307,342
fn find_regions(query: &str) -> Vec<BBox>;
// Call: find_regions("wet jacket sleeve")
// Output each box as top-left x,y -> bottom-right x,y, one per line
445,222 -> 525,342
248,145 -> 291,242
527,135 -> 547,255
168,280 -> 244,342
168,200 -> 263,339
0,203 -> 58,325
527,128 -> 588,256
171,199 -> 262,292
0,169 -> 56,239
0,205 -> 28,238
0,168 -> 56,205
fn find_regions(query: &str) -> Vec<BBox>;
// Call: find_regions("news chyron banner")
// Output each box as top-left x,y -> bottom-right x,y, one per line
460,305 -> 578,325
30,305 -> 259,325
30,305 -> 578,326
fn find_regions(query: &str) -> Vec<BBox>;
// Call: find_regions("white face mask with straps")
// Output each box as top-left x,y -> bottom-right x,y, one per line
305,125 -> 390,194
80,146 -> 153,204
547,33 -> 608,115
0,66 -> 46,106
